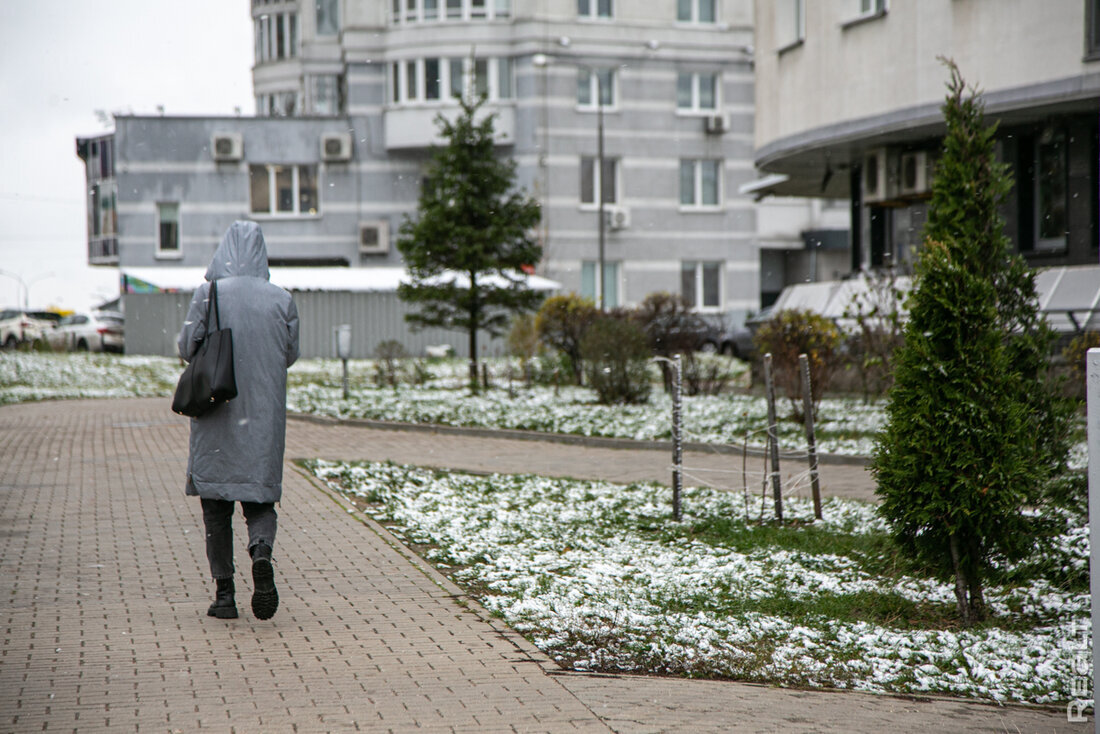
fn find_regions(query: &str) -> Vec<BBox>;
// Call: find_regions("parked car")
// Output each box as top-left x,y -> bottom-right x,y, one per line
698,315 -> 756,360
0,308 -> 58,349
44,311 -> 125,353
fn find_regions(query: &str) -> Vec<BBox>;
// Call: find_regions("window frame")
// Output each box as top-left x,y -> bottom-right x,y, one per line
577,0 -> 614,20
254,11 -> 298,64
579,156 -> 619,208
1088,0 -> 1100,60
681,261 -> 722,311
390,0 -> 512,23
308,74 -> 344,115
316,0 -> 340,35
676,0 -> 716,24
842,0 -> 888,29
576,67 -> 617,111
390,56 -> 515,104
776,0 -> 805,53
679,158 -> 723,210
248,164 -> 321,218
581,260 -> 622,308
155,202 -> 181,259
676,71 -> 719,114
1033,126 -> 1070,253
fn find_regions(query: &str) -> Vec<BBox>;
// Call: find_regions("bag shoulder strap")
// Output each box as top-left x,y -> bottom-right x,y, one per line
208,280 -> 221,332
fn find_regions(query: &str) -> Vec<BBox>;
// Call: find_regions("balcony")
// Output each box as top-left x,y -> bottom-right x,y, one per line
384,104 -> 515,150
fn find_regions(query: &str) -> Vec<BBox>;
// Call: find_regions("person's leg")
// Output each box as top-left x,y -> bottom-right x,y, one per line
201,498 -> 236,579
241,501 -> 277,555
242,502 -> 278,620
200,498 -> 238,619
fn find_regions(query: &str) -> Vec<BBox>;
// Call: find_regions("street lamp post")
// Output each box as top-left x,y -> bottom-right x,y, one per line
532,53 -> 608,311
0,269 -> 28,309
595,71 -> 605,312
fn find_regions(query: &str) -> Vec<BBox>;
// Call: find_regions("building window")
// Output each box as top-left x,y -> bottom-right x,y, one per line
309,75 -> 344,115
448,58 -> 464,98
391,0 -> 511,23
255,12 -> 298,63
425,58 -> 441,100
680,159 -> 721,208
577,0 -> 613,19
392,57 -> 514,103
90,180 -> 118,238
776,0 -> 804,50
843,0 -> 887,28
677,72 -> 718,112
581,261 -> 621,308
1088,0 -> 1100,58
156,203 -> 180,257
577,68 -> 615,109
681,261 -> 721,310
497,57 -> 513,99
249,164 -> 319,216
316,0 -> 339,35
859,0 -> 886,15
677,0 -> 715,23
580,157 -> 618,206
1035,126 -> 1068,251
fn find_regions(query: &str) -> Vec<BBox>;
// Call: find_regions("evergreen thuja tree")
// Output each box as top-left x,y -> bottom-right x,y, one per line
397,95 -> 542,393
872,60 -> 1071,626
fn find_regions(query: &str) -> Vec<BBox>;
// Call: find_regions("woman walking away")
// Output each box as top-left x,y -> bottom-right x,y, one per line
177,221 -> 300,620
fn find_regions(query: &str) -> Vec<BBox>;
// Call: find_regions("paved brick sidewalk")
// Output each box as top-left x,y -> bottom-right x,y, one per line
0,398 -> 1085,732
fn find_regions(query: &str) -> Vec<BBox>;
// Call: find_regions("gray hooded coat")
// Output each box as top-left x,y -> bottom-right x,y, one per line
178,221 -> 300,503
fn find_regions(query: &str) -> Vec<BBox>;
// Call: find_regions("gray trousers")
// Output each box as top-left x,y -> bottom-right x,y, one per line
201,498 -> 277,580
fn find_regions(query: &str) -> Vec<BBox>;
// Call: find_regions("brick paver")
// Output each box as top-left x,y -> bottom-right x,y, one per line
0,397 -> 1086,732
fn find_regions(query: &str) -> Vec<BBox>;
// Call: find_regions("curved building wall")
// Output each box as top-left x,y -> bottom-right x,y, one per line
754,0 -> 1098,160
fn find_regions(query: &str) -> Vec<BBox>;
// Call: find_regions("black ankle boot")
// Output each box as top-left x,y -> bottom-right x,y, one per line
250,542 -> 278,620
207,577 -> 238,619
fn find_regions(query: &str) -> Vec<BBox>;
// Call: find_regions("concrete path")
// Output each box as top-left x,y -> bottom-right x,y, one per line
0,397 -> 1085,733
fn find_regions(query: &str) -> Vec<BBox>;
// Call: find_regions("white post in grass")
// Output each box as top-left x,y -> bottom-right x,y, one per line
1086,349 -> 1100,730
334,324 -> 352,400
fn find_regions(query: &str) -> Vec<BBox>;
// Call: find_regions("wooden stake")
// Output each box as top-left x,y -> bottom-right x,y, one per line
763,353 -> 783,522
799,353 -> 823,520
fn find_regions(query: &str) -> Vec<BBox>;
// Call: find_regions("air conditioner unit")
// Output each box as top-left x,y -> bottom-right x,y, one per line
358,220 -> 390,255
703,113 -> 730,135
861,147 -> 894,203
605,205 -> 630,231
899,151 -> 932,197
211,133 -> 243,162
321,132 -> 353,162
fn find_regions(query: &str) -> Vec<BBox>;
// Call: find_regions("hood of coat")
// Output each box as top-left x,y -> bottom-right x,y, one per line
205,221 -> 271,282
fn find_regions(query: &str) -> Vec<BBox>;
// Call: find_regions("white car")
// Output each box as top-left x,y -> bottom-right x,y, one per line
0,308 -> 59,349
45,311 -> 125,353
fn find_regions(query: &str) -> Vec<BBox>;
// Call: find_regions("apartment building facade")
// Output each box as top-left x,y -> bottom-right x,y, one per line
80,0 -> 768,353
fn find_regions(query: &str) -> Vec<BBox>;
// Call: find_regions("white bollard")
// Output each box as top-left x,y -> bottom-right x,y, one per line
1086,349 -> 1100,730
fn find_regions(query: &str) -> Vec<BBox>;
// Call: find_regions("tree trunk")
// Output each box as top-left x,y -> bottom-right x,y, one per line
966,535 -> 986,621
468,272 -> 480,395
948,532 -> 972,626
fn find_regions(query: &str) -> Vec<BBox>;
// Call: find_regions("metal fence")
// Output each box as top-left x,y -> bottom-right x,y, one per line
123,290 -> 507,359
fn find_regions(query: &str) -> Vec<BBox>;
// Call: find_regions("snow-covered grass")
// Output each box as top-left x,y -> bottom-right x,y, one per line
307,459 -> 1091,705
0,352 -> 180,405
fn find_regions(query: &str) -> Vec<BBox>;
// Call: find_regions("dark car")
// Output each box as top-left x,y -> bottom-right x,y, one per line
698,315 -> 756,360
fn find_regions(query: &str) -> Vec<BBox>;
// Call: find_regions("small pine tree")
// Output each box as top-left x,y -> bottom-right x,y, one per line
872,60 -> 1072,625
397,95 -> 542,393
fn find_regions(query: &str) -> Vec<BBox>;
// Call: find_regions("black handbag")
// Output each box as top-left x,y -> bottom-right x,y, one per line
171,280 -> 237,417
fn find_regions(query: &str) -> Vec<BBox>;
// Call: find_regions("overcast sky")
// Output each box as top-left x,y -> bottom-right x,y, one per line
0,1 -> 254,312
